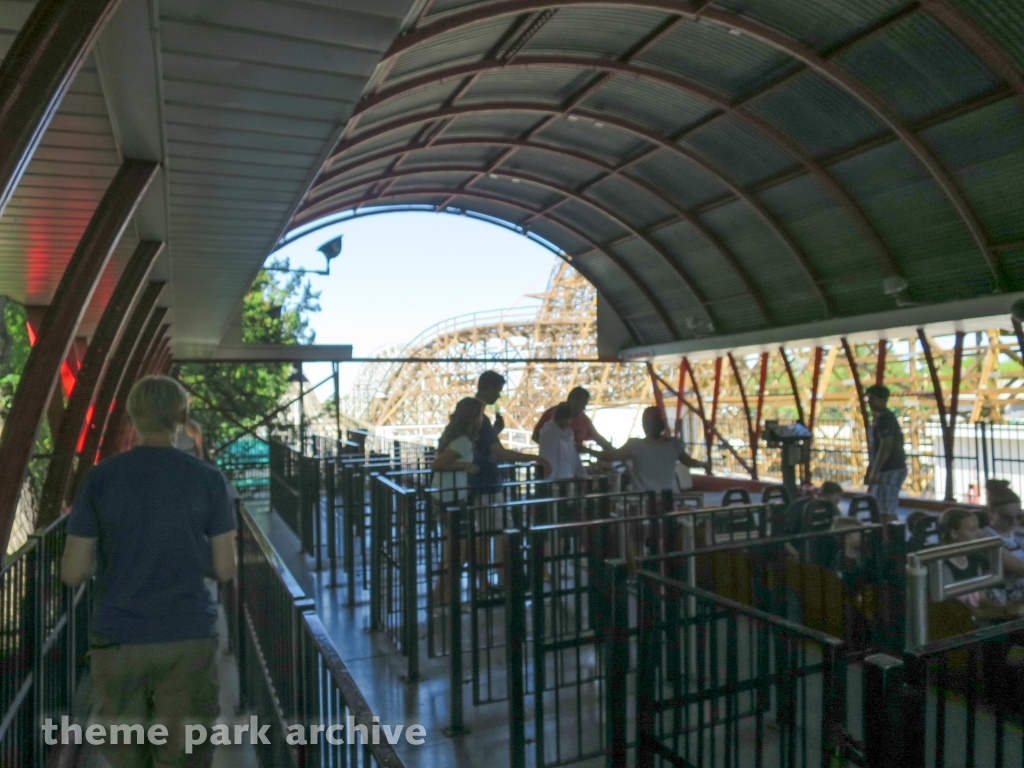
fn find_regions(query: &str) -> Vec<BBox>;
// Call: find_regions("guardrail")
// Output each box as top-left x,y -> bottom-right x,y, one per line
0,515 -> 91,768
235,500 -> 406,768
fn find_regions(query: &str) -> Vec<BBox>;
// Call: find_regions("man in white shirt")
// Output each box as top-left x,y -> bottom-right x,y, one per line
538,403 -> 587,481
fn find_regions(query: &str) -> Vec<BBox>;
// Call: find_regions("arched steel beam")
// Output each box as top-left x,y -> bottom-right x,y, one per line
304,163 -> 723,330
381,0 -> 1001,286
308,137 -> 774,323
0,0 -> 124,218
354,54 -> 903,279
312,102 -> 834,314
297,185 -> 685,340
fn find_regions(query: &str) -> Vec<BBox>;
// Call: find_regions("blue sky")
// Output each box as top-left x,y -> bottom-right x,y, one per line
268,210 -> 559,397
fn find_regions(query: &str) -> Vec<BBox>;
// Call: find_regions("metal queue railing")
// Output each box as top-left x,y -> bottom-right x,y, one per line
503,511 -> 912,768
632,570 -> 848,768
864,615 -> 1024,768
0,515 -> 91,768
235,500 -> 406,768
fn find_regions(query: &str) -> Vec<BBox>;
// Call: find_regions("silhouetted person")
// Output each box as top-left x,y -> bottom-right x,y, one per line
62,375 -> 236,768
863,384 -> 907,521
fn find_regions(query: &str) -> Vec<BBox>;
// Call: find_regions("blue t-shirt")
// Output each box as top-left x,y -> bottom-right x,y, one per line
67,446 -> 235,644
469,415 -> 500,491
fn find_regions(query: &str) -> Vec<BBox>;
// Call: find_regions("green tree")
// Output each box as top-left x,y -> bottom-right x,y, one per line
178,261 -> 320,450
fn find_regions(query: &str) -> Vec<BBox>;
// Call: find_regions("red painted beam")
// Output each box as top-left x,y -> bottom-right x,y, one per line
918,328 -> 956,501
841,337 -> 870,436
753,352 -> 769,480
778,346 -> 805,424
1013,317 -> 1024,361
0,0 -> 125,217
68,283 -> 164,499
0,159 -> 157,551
876,339 -> 887,386
37,240 -> 164,526
727,352 -> 757,479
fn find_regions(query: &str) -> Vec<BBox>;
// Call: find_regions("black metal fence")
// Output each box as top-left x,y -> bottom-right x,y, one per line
0,515 -> 91,768
235,500 -> 406,768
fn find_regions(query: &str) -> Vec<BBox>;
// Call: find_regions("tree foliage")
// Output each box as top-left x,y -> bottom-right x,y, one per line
177,261 -> 320,450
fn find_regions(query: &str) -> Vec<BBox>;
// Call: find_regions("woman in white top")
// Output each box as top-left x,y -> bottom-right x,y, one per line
430,398 -> 483,602
538,403 -> 587,483
593,407 -> 707,494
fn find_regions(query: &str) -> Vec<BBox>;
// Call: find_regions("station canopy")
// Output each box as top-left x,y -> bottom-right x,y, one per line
2,0 -> 1023,357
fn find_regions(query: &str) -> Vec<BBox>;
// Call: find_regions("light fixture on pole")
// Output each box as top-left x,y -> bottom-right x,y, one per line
266,235 -> 343,276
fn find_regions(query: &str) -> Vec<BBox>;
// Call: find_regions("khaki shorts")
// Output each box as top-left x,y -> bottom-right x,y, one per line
89,637 -> 219,768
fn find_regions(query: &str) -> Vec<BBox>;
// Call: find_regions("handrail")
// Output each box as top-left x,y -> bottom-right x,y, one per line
300,612 -> 406,768
908,535 -> 1004,565
905,615 -> 1024,659
238,502 -> 307,602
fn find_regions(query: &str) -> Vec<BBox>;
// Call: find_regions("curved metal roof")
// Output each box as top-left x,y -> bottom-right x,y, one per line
290,0 -> 1024,348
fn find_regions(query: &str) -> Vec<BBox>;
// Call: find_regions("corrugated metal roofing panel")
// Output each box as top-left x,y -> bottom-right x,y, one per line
331,125 -> 423,169
578,250 -> 671,341
949,0 -> 1024,70
535,117 -> 649,165
159,19 -> 382,77
581,73 -> 719,136
503,147 -> 605,189
1002,247 -> 1024,292
631,150 -> 728,209
682,113 -> 797,186
357,81 -> 462,129
526,218 -> 589,255
610,237 -> 708,328
757,175 -> 894,315
585,176 -> 674,231
552,198 -> 629,243
164,80 -> 351,123
836,11 -> 1000,122
521,7 -> 673,59
161,51 -> 367,102
441,112 -> 544,139
167,141 -> 318,170
388,16 -> 510,80
164,103 -> 335,139
831,141 -> 996,299
751,72 -> 886,158
922,97 -> 1024,243
462,67 -> 592,105
715,0 -> 914,53
398,144 -> 499,170
635,18 -> 802,100
473,175 -> 563,210
165,124 -> 326,156
700,200 -> 824,326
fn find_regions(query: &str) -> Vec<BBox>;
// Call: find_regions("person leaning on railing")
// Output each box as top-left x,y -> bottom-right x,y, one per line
61,375 -> 237,768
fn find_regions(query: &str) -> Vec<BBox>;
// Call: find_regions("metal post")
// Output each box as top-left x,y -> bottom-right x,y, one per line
345,464 -> 357,607
445,505 -> 467,735
636,574 -> 657,768
297,362 -> 305,451
905,554 -> 929,648
326,459 -> 337,588
605,560 -> 628,768
235,502 -> 248,709
900,658 -> 928,768
370,475 -> 383,630
863,653 -> 905,767
531,529 -> 545,768
403,491 -> 419,682
506,529 -> 527,768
